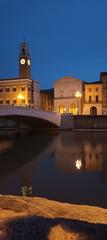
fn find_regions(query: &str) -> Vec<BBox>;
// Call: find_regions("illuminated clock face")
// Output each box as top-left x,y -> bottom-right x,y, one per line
27,59 -> 31,65
20,58 -> 25,64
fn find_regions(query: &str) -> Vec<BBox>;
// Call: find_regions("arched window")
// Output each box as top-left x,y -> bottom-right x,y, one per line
59,104 -> 66,113
90,106 -> 97,115
69,103 -> 77,115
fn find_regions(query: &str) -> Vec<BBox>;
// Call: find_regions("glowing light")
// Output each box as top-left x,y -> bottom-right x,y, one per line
18,94 -> 24,100
75,91 -> 82,98
75,159 -> 82,170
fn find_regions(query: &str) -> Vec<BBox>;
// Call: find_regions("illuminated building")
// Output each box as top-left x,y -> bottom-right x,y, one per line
0,43 -> 40,108
83,81 -> 102,115
54,76 -> 83,114
53,76 -> 104,115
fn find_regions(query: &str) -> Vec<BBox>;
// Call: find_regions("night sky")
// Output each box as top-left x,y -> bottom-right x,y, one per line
0,0 -> 107,89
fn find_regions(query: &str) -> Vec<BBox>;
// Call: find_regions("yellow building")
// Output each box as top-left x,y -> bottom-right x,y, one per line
0,43 -> 40,108
83,82 -> 102,115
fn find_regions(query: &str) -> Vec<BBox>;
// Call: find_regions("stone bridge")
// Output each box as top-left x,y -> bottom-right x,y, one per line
0,106 -> 61,128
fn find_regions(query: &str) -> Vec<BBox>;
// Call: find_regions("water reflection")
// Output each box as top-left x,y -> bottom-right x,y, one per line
0,131 -> 107,207
54,132 -> 104,173
0,131 -> 56,196
75,159 -> 82,170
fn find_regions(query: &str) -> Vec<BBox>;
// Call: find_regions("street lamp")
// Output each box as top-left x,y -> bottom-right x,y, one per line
75,91 -> 82,115
18,94 -> 24,105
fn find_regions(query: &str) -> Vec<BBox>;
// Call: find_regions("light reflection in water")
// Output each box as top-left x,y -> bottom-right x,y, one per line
75,159 -> 82,170
0,141 -> 13,152
0,131 -> 107,207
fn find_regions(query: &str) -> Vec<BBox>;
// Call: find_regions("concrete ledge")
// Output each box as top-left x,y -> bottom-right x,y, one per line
0,195 -> 107,239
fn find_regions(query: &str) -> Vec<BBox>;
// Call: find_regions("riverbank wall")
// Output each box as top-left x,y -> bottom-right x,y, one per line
61,114 -> 107,130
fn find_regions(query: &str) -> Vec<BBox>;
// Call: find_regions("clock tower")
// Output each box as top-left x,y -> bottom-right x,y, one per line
19,43 -> 31,79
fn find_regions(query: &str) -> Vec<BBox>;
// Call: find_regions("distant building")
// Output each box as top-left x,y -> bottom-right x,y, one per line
53,76 -> 104,115
40,88 -> 54,111
54,76 -> 83,114
100,72 -> 107,115
83,81 -> 102,115
0,43 -> 40,108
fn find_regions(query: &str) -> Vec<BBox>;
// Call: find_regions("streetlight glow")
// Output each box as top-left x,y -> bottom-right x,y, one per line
75,91 -> 82,98
75,159 -> 82,170
18,94 -> 24,100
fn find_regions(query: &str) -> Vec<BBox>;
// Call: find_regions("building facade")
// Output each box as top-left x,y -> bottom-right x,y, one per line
83,81 -> 102,115
54,76 -> 83,114
53,76 -> 104,115
40,88 -> 54,111
100,72 -> 107,115
0,43 -> 40,108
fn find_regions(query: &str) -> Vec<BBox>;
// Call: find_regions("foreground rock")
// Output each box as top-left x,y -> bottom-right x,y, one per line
0,195 -> 107,240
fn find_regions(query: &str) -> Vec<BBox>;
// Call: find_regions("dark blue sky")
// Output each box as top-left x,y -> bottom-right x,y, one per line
0,0 -> 107,89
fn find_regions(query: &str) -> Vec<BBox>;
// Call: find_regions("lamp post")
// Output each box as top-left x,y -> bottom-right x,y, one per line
75,91 -> 82,115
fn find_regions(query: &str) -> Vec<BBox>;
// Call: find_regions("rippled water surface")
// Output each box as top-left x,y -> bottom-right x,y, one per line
0,130 -> 107,208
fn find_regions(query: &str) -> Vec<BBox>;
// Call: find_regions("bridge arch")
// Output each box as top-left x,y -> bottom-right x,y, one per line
0,106 -> 61,128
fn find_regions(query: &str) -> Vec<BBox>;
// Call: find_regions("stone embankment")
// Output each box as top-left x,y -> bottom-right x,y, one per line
0,195 -> 107,239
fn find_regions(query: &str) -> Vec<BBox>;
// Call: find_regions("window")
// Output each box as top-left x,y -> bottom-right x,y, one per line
96,87 -> 98,91
21,99 -> 25,104
28,99 -> 31,104
28,87 -> 31,92
90,106 -> 97,115
0,100 -> 3,104
21,86 -> 25,91
89,88 -> 91,92
13,99 -> 17,104
13,87 -> 16,92
6,87 -> 10,92
89,96 -> 92,102
96,95 -> 99,103
22,48 -> 26,55
0,88 -> 3,92
6,99 -> 10,104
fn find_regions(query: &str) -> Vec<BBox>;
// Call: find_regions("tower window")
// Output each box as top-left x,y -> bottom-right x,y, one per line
6,87 -> 10,92
22,48 -> 26,55
21,86 -> 25,91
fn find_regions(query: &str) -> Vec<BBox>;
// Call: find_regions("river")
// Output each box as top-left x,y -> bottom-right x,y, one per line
0,130 -> 107,208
